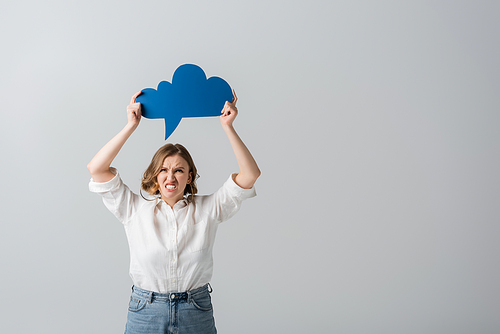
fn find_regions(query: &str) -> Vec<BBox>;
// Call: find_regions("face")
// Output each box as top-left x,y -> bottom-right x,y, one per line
156,155 -> 192,207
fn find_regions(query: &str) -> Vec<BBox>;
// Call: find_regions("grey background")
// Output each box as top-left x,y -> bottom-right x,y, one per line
1,1 -> 499,333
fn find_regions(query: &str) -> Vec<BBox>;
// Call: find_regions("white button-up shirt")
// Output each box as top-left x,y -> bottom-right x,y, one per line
89,168 -> 256,293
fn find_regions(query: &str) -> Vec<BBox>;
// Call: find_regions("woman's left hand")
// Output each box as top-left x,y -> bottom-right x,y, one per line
220,89 -> 238,128
219,89 -> 261,189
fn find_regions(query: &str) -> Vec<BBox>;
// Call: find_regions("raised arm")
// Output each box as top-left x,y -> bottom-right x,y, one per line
87,91 -> 142,182
220,90 -> 261,189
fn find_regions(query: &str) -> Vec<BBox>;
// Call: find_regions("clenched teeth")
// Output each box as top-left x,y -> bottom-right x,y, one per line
166,185 -> 176,189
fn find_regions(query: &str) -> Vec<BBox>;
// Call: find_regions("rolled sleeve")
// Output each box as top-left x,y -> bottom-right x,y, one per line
201,173 -> 256,224
88,167 -> 121,193
225,173 -> 257,200
88,167 -> 140,224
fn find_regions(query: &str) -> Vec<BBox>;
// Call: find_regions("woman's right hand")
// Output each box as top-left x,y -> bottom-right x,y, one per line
87,91 -> 144,182
127,91 -> 142,128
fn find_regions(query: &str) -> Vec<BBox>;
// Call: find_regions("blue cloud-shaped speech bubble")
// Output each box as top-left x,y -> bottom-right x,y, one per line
136,64 -> 233,139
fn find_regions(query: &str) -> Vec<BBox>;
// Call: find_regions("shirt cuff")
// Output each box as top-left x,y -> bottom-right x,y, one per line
225,173 -> 257,200
88,167 -> 121,193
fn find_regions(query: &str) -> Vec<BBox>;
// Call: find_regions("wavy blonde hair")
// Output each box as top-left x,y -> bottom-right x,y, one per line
141,143 -> 199,202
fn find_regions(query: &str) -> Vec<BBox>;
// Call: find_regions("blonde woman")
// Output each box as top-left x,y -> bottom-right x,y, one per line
87,90 -> 260,334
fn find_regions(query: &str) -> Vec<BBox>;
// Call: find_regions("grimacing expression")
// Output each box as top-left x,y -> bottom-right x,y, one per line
156,155 -> 192,206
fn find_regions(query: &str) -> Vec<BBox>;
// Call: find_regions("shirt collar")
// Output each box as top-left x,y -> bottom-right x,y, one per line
156,197 -> 189,211
174,198 -> 188,210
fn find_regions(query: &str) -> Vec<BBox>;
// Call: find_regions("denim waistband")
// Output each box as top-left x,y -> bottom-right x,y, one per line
132,283 -> 212,302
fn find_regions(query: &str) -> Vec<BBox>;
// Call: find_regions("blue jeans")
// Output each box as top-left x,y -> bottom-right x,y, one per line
124,284 -> 217,334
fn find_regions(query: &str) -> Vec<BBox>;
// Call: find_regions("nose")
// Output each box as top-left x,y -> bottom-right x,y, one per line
166,172 -> 176,182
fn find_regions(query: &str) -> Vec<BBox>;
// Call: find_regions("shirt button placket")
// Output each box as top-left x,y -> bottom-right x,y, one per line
167,208 -> 179,292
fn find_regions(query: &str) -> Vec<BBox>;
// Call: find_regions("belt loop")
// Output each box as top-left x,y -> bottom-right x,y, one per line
148,291 -> 153,303
187,290 -> 192,303
207,283 -> 213,293
131,285 -> 134,292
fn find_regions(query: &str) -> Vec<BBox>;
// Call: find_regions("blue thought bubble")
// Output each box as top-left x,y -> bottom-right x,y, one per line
136,64 -> 233,139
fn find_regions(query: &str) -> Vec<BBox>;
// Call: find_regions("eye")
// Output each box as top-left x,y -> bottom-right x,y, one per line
160,168 -> 167,172
175,169 -> 184,173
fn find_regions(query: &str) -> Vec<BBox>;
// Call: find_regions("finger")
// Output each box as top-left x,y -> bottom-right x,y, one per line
127,104 -> 140,111
131,91 -> 142,104
232,89 -> 238,104
135,106 -> 142,116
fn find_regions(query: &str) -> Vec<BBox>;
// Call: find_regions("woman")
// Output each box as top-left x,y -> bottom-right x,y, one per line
87,90 -> 260,334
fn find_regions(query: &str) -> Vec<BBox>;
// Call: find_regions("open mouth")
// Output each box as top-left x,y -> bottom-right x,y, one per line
165,184 -> 177,191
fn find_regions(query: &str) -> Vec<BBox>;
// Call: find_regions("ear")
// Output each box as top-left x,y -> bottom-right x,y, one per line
187,172 -> 192,184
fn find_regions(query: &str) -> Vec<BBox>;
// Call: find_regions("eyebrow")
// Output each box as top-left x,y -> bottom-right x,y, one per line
161,166 -> 185,169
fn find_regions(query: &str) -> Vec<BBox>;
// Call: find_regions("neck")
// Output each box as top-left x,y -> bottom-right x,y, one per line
162,195 -> 184,208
